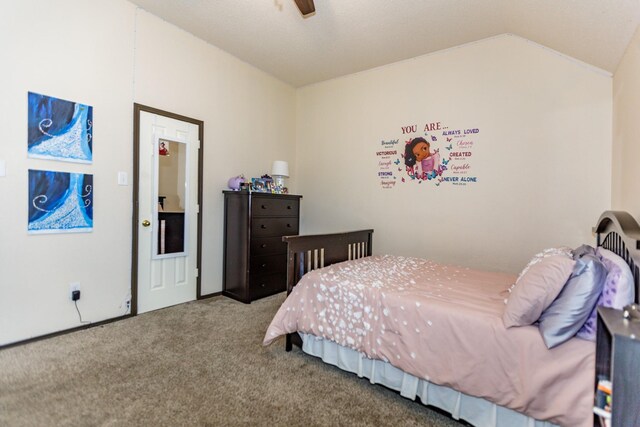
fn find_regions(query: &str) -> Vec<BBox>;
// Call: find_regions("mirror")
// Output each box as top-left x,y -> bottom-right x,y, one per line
152,136 -> 189,258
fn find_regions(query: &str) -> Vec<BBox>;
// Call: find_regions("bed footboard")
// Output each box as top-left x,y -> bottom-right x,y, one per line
282,229 -> 374,350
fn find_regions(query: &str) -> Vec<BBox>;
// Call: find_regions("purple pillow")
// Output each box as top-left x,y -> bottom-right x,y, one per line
576,248 -> 635,341
503,255 -> 576,328
538,254 -> 606,348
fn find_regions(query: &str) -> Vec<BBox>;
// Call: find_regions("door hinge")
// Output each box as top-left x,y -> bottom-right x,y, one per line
196,205 -> 200,213
197,140 -> 201,149
195,268 -> 199,278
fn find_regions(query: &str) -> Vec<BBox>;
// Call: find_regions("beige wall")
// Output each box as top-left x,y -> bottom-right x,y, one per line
612,25 -> 640,216
133,9 -> 296,296
0,1 -> 137,345
0,2 -> 296,345
296,35 -> 612,273
0,4 -> 621,346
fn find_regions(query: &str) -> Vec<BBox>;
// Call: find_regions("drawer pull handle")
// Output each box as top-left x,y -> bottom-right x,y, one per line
287,205 -> 292,210
287,224 -> 292,228
261,224 -> 267,229
261,244 -> 267,248
261,263 -> 267,268
261,205 -> 267,209
260,283 -> 266,288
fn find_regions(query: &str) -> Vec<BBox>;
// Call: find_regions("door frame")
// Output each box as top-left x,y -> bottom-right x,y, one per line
132,103 -> 204,315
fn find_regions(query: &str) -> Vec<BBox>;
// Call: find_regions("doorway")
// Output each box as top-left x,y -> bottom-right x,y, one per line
132,104 -> 204,314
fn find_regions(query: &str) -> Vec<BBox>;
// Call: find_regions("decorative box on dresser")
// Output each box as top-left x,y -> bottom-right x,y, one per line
595,306 -> 640,427
223,191 -> 302,303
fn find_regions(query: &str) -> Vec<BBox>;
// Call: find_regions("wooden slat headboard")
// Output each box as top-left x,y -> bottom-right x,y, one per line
279,211 -> 640,353
593,211 -> 640,304
282,229 -> 374,295
281,229 -> 374,352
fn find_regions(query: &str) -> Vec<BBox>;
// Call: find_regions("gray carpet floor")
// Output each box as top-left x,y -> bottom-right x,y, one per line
0,293 -> 466,426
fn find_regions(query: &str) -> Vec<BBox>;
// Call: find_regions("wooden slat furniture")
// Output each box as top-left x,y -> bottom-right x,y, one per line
282,229 -> 373,350
222,191 -> 302,303
278,211 -> 640,426
593,211 -> 640,427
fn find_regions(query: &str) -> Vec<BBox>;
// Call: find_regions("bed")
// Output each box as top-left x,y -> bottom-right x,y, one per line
263,211 -> 640,427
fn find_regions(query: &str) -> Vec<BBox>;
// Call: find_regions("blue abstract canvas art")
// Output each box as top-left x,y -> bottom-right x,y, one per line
27,92 -> 93,163
28,169 -> 93,234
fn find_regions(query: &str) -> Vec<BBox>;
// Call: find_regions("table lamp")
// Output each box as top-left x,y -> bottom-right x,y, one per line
271,160 -> 289,191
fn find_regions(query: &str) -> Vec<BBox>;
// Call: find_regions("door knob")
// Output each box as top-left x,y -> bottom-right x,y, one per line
142,220 -> 151,227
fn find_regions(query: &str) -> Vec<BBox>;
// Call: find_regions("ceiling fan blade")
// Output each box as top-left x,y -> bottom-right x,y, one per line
294,0 -> 315,16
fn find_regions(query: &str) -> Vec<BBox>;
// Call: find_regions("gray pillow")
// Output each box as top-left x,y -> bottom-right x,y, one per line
572,244 -> 597,259
538,253 -> 607,348
576,250 -> 635,341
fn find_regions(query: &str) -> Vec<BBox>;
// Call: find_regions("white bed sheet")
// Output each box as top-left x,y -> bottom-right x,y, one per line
266,255 -> 593,426
301,333 -> 559,427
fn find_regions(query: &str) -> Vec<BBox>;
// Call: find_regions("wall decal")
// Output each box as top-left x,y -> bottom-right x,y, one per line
27,92 -> 93,163
376,121 -> 479,189
28,169 -> 93,234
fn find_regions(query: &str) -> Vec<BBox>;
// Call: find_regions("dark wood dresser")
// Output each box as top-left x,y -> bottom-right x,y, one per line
222,191 -> 302,303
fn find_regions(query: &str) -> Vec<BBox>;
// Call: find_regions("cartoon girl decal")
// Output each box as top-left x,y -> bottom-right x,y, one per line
404,137 -> 440,180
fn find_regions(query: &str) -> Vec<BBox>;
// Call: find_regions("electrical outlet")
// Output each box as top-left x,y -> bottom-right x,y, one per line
69,282 -> 81,301
120,295 -> 132,314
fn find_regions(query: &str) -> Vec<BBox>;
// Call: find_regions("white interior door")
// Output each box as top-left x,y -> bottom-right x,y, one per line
137,111 -> 199,314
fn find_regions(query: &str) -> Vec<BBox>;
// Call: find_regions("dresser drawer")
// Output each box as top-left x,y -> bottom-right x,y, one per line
223,191 -> 301,304
252,197 -> 299,217
250,254 -> 286,275
252,217 -> 298,237
250,237 -> 287,256
249,273 -> 286,300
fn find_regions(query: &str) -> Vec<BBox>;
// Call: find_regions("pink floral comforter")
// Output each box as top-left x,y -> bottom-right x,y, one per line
264,255 -> 594,427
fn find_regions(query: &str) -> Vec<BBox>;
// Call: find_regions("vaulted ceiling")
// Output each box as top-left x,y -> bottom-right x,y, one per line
129,0 -> 640,87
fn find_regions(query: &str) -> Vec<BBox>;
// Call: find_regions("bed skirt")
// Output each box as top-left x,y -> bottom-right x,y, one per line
300,333 -> 558,427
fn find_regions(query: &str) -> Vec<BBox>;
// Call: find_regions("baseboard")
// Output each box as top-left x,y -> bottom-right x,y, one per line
2,293 -> 223,350
0,314 -> 133,350
198,291 -> 222,300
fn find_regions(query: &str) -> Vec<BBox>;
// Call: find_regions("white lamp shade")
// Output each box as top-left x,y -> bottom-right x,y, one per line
271,160 -> 289,177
